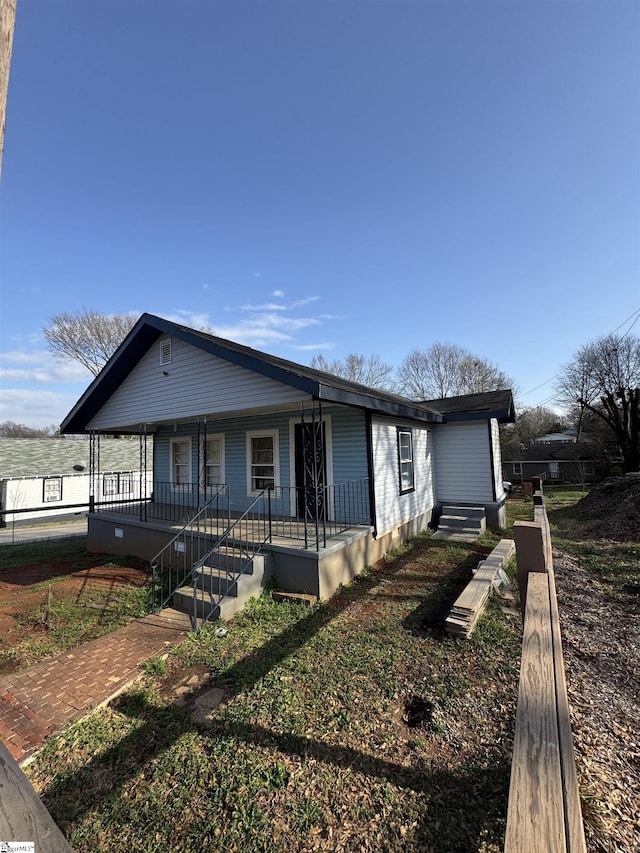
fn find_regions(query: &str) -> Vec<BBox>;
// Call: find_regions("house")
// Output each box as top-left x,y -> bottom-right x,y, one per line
532,429 -> 578,444
0,437 -> 149,527
501,442 -> 605,485
60,313 -> 514,614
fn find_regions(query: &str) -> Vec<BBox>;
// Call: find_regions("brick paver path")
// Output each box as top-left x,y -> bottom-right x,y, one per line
0,610 -> 192,765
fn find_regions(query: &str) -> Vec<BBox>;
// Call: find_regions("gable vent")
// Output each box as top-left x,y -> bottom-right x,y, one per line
160,338 -> 172,365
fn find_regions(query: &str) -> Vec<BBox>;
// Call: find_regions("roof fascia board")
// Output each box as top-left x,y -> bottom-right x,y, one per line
318,387 -> 442,423
441,411 -> 509,423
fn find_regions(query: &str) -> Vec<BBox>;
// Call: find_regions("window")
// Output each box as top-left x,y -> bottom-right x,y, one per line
103,474 -> 118,496
199,434 -> 224,488
397,428 -> 414,494
43,477 -> 62,502
160,338 -> 172,365
103,473 -> 133,496
513,462 -> 522,475
247,430 -> 279,495
583,462 -> 595,475
171,437 -> 192,487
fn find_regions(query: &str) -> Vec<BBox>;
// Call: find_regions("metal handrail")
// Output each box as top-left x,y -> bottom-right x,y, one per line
150,484 -> 229,614
190,488 -> 272,630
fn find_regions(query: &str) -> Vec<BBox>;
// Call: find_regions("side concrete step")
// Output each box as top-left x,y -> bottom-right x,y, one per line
172,554 -> 266,622
433,506 -> 486,542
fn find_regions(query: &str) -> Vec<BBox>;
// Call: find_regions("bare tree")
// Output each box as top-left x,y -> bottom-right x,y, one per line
500,406 -> 566,453
310,352 -> 395,391
0,421 -> 58,438
397,342 -> 515,400
43,309 -> 138,376
556,333 -> 640,473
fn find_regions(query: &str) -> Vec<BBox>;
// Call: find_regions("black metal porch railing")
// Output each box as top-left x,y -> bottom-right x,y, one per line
191,488 -> 272,630
264,479 -> 371,549
149,485 -> 230,613
93,481 -> 230,524
93,478 -> 371,549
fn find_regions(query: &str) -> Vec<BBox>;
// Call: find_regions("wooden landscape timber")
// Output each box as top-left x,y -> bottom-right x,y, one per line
444,538 -> 515,638
505,482 -> 587,853
0,740 -> 72,852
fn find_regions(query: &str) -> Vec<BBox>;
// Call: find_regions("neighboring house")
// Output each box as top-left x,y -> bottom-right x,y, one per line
60,313 -> 515,601
532,429 -> 578,444
0,438 -> 149,526
501,442 -> 606,485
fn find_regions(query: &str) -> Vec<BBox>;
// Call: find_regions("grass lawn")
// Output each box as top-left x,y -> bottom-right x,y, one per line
25,528 -> 524,853
0,537 -> 152,675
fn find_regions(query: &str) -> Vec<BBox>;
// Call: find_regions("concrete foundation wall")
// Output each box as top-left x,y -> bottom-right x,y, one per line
269,508 -> 434,599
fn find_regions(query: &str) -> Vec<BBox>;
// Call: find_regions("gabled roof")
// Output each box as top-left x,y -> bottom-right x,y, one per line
0,438 -> 143,479
61,314 -> 445,433
420,389 -> 516,423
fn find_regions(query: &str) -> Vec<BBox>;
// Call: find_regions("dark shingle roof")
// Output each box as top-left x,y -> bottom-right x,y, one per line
420,390 -> 515,423
60,314 -> 515,433
501,442 -> 598,463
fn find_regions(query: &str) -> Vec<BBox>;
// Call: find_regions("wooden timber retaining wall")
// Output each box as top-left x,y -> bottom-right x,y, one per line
504,479 -> 586,853
0,740 -> 72,851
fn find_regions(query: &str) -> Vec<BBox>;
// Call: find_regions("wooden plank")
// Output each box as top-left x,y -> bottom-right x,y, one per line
0,741 -> 72,851
504,572 -> 567,853
547,565 -> 588,853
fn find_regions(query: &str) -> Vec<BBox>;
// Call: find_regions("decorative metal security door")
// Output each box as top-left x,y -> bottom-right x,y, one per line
294,415 -> 326,524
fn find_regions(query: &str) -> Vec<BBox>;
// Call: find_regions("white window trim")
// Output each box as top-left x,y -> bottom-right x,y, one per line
199,433 -> 225,490
246,429 -> 280,496
397,427 -> 415,495
43,476 -> 62,502
513,462 -> 522,475
170,436 -> 192,489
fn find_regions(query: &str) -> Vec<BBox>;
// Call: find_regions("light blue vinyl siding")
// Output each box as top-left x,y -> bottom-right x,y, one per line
153,406 -> 369,517
330,407 -> 368,482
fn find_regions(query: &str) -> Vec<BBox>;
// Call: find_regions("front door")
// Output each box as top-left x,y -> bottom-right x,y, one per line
294,421 -> 326,522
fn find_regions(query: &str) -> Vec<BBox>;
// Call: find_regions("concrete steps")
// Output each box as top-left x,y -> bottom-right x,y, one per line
432,505 -> 486,542
172,553 -> 265,623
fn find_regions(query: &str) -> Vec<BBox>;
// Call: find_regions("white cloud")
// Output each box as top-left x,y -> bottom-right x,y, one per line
0,389 -> 81,429
1,350 -> 45,365
273,289 -> 284,297
291,342 -> 337,351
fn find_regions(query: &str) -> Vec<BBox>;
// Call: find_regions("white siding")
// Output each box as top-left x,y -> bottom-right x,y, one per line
371,416 -> 434,537
88,336 -> 309,430
0,471 -> 151,523
432,421 -> 494,503
490,419 -> 507,500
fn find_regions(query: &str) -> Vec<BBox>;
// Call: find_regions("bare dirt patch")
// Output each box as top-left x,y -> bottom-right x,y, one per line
0,556 -> 150,675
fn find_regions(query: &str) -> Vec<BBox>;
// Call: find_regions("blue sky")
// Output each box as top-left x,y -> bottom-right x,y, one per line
1,0 -> 639,428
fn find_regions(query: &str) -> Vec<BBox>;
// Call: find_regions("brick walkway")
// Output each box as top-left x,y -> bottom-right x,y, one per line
0,609 -> 192,766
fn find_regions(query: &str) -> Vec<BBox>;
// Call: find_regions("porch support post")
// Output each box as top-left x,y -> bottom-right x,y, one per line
88,431 -> 96,514
139,424 -> 147,522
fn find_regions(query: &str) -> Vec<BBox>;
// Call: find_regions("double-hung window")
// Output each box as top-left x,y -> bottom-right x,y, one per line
171,437 -> 192,489
43,477 -> 62,502
247,430 -> 279,495
199,434 -> 225,489
397,428 -> 415,494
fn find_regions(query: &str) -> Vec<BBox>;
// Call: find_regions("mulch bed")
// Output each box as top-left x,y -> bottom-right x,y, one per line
554,550 -> 640,852
575,473 -> 640,542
